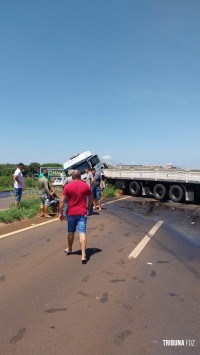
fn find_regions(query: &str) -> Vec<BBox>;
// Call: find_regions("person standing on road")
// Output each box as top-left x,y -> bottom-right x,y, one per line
13,163 -> 25,208
39,169 -> 51,182
59,170 -> 93,264
85,167 -> 94,215
92,168 -> 102,211
39,170 -> 52,218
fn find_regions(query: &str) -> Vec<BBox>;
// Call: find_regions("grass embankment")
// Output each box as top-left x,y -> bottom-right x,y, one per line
102,184 -> 121,198
0,185 -> 121,224
0,197 -> 41,224
0,176 -> 39,192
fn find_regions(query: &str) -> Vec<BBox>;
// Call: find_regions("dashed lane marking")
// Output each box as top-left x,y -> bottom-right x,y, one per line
128,220 -> 164,259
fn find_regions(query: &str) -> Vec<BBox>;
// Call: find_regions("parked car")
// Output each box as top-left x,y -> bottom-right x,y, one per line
52,178 -> 64,186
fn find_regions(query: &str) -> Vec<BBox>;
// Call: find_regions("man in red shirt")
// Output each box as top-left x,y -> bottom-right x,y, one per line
59,170 -> 93,264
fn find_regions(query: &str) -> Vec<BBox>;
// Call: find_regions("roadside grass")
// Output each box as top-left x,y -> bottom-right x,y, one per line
0,177 -> 39,192
0,197 -> 41,224
102,184 -> 122,198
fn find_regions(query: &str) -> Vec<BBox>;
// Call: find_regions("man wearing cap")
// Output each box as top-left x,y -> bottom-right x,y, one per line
13,163 -> 25,207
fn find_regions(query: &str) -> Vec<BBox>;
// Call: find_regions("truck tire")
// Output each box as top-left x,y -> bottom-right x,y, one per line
153,184 -> 167,201
129,181 -> 141,197
169,185 -> 184,203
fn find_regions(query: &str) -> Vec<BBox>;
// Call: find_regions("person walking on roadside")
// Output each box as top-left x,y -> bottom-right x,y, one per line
59,170 -> 93,264
39,170 -> 52,218
13,163 -> 25,208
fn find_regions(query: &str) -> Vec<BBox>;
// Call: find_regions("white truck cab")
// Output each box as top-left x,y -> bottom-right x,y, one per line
63,151 -> 103,179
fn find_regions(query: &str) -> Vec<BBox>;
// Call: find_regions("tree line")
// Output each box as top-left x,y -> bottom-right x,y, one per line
0,162 -> 63,177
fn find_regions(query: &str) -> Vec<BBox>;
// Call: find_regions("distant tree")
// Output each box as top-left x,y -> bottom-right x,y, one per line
0,164 -> 16,176
27,162 -> 41,176
41,163 -> 63,167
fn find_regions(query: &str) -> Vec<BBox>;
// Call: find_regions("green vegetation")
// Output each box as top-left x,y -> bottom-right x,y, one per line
0,162 -> 62,191
0,176 -> 39,191
102,184 -> 122,198
0,197 -> 41,224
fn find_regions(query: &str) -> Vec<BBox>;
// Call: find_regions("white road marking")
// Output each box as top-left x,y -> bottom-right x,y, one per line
102,196 -> 131,205
128,220 -> 164,259
0,218 -> 59,239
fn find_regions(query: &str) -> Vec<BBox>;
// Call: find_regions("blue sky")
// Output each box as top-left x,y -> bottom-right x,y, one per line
0,0 -> 200,168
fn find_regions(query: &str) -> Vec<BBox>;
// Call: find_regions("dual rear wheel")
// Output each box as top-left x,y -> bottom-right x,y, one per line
153,184 -> 184,202
153,183 -> 184,202
129,181 -> 184,202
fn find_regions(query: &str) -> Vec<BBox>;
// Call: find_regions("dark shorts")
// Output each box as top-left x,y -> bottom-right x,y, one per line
67,215 -> 87,234
14,188 -> 23,202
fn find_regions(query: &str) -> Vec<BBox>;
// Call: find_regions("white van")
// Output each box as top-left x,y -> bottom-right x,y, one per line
52,178 -> 64,186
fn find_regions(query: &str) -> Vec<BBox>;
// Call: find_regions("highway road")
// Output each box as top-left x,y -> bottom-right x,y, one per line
0,196 -> 200,355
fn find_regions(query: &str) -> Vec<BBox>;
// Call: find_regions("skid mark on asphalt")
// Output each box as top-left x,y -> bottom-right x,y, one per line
81,275 -> 91,282
99,293 -> 108,303
44,308 -> 67,313
20,253 -> 30,258
114,330 -> 132,344
169,292 -> 179,297
150,270 -> 156,277
109,279 -> 126,283
78,291 -> 90,298
10,328 -> 26,344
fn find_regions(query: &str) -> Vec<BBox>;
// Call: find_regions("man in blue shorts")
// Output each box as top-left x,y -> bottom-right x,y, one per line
13,163 -> 25,208
59,170 -> 93,264
92,168 -> 102,211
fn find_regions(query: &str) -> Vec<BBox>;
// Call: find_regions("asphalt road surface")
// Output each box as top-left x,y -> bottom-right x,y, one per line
0,196 -> 200,355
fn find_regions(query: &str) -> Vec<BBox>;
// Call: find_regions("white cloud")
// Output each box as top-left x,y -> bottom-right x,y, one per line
101,155 -> 112,161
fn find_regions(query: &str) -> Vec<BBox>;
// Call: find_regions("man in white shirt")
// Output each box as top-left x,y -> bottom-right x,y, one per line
13,163 -> 25,207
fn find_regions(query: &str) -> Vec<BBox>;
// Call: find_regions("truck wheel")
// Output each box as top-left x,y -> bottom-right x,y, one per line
169,185 -> 184,203
129,181 -> 141,197
153,184 -> 167,201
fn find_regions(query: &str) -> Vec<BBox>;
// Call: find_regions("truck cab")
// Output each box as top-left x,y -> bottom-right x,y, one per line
63,151 -> 103,179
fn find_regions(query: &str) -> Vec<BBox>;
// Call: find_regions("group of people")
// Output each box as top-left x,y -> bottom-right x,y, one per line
39,169 -> 60,217
13,163 -> 104,265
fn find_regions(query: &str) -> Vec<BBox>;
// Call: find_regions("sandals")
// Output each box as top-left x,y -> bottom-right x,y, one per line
64,249 -> 72,255
82,259 -> 88,264
64,249 -> 87,264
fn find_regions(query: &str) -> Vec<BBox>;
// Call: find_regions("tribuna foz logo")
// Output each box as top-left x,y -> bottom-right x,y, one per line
163,339 -> 195,347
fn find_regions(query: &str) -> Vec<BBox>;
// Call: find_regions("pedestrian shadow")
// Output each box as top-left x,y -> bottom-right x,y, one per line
70,247 -> 102,260
87,247 -> 102,260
